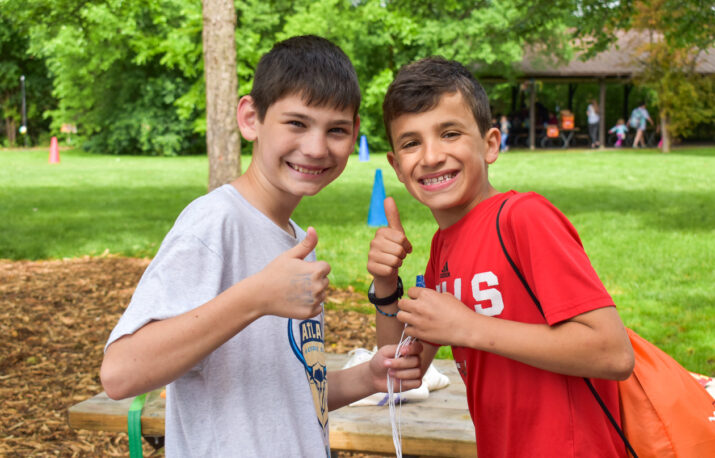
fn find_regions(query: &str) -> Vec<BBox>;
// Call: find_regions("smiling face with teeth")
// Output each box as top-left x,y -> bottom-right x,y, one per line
387,91 -> 501,229
235,93 -> 359,230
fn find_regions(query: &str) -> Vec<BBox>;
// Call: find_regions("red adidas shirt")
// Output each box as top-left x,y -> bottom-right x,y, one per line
425,191 -> 626,458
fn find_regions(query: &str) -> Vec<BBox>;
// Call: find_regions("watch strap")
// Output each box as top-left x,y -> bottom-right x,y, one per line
368,276 -> 403,306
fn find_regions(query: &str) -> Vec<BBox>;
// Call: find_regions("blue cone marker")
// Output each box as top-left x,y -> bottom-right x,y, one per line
416,275 -> 425,288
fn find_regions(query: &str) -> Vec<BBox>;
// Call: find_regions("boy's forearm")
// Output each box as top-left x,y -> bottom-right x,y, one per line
459,306 -> 634,380
373,275 -> 407,347
326,363 -> 376,411
375,301 -> 404,347
327,342 -> 425,410
101,276 -> 263,400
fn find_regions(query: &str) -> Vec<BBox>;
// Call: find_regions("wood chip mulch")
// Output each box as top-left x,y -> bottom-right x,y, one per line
0,256 -> 377,457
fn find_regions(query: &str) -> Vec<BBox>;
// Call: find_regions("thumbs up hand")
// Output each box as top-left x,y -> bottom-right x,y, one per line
367,197 -> 412,287
258,227 -> 330,320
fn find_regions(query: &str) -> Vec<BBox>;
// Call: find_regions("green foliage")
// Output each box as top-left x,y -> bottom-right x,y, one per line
11,0 -> 205,155
79,75 -> 203,156
6,0 -> 712,155
0,9 -> 55,146
644,60 -> 714,139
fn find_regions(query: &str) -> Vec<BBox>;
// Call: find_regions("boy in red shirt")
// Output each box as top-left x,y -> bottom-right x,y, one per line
367,56 -> 635,457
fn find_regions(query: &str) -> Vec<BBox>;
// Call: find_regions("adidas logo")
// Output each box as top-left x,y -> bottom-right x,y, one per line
440,261 -> 450,278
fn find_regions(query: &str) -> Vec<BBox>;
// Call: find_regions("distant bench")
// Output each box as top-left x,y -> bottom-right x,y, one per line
69,354 -> 477,457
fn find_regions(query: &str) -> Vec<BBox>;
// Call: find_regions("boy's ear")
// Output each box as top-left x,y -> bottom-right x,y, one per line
352,115 -> 361,145
236,96 -> 258,141
386,151 -> 405,183
484,127 -> 500,164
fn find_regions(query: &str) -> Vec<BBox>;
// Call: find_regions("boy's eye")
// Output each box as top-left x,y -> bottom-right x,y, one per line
288,120 -> 306,128
443,131 -> 460,139
329,127 -> 348,135
400,140 -> 419,150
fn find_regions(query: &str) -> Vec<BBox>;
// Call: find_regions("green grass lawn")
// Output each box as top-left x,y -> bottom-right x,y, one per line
0,147 -> 207,259
1,145 -> 713,374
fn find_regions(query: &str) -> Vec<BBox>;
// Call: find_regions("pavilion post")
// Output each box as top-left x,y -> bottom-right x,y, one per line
529,79 -> 536,150
599,79 -> 606,149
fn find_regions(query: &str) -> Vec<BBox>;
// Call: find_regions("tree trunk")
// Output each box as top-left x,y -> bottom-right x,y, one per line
660,110 -> 670,153
202,0 -> 240,192
5,117 -> 17,146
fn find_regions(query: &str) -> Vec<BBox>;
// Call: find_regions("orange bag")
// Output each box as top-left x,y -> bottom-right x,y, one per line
618,329 -> 715,458
546,124 -> 560,138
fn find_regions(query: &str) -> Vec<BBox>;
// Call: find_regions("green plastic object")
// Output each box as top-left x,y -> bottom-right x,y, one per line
128,393 -> 147,458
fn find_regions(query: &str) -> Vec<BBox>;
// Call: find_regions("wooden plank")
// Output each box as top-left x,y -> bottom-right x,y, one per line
327,354 -> 475,455
68,354 -> 476,456
69,389 -> 165,436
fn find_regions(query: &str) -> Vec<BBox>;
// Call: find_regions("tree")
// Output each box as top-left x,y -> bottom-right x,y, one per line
575,0 -> 715,152
203,0 -> 240,191
0,16 -> 23,146
629,0 -> 715,152
10,0 -> 206,156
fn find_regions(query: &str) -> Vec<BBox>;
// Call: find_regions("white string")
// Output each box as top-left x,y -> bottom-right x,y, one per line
386,326 -> 416,458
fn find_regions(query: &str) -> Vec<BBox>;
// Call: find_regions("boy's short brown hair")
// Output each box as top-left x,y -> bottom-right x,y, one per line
250,35 -> 361,121
382,57 -> 491,147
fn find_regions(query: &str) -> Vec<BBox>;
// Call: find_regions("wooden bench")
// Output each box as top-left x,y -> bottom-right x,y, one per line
69,354 -> 477,457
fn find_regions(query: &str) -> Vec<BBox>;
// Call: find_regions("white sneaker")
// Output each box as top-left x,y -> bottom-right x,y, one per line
423,363 -> 450,391
349,383 -> 430,406
343,347 -> 375,368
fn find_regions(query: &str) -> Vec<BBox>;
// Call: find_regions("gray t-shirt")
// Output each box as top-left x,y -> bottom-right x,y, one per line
106,184 -> 329,457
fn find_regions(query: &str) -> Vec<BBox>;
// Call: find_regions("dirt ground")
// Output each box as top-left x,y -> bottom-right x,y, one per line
0,256 -> 379,457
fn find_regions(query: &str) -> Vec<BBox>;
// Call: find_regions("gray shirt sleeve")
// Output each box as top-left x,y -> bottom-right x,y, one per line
105,232 -> 225,354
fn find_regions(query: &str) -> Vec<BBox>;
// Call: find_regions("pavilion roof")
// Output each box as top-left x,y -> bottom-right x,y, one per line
485,30 -> 715,81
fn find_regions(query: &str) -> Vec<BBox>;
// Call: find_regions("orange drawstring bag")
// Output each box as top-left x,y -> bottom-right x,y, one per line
618,329 -> 715,458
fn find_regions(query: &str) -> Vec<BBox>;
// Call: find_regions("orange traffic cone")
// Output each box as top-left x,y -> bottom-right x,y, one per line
49,136 -> 60,164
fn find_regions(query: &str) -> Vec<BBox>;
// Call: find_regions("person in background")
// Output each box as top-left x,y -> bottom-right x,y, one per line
499,114 -> 511,152
547,111 -> 559,126
630,101 -> 653,148
609,118 -> 629,147
586,98 -> 600,148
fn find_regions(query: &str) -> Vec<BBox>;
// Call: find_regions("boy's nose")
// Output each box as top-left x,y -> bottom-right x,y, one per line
422,139 -> 445,166
301,132 -> 329,158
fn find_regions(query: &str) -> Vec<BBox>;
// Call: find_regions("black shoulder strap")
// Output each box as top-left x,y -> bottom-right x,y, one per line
496,199 -> 544,317
495,197 -> 638,458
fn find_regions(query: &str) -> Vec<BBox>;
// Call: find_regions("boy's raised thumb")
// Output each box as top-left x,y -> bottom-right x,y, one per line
288,226 -> 318,260
384,197 -> 404,233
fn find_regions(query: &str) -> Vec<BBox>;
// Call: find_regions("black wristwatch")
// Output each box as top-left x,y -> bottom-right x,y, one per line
368,276 -> 403,306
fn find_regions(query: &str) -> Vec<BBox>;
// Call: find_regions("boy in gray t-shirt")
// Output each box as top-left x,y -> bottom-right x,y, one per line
101,36 -> 423,457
